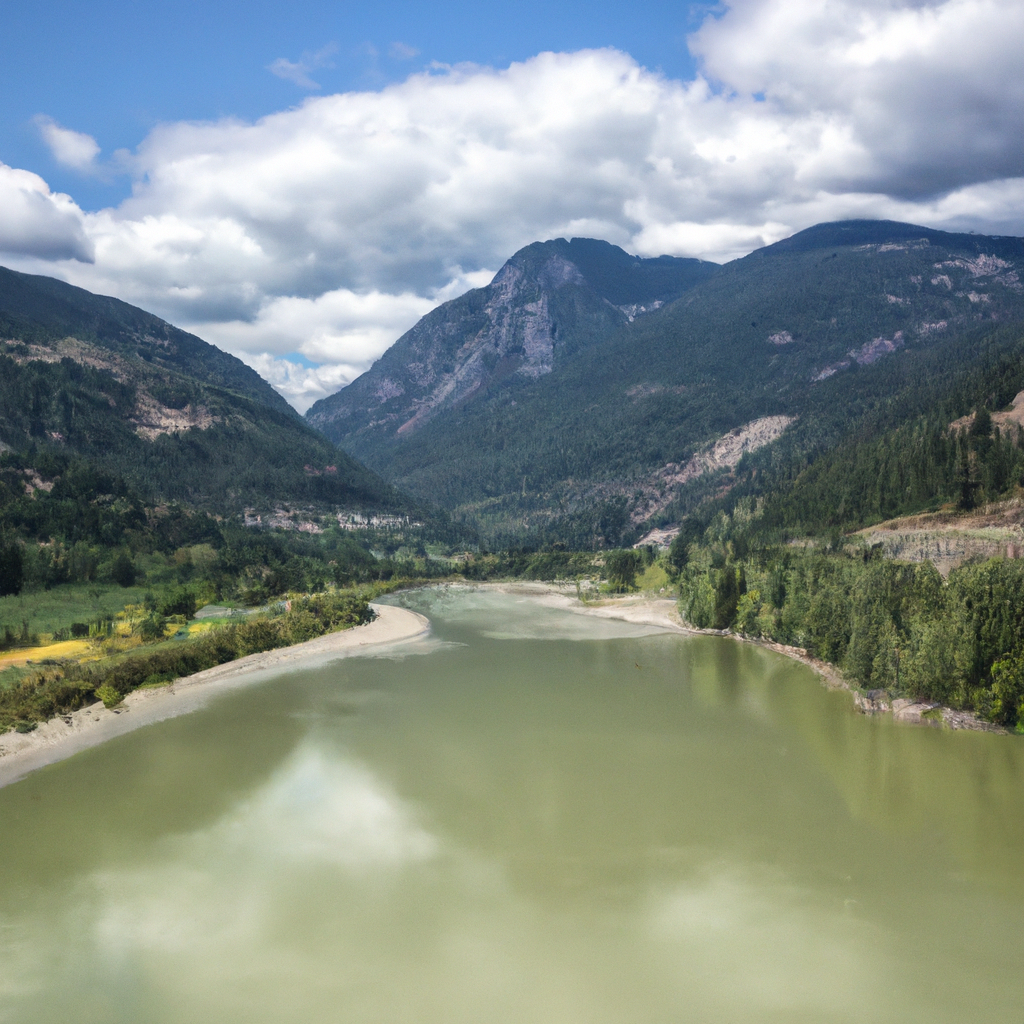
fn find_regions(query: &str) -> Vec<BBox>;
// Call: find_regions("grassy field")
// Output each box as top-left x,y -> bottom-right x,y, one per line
636,561 -> 671,593
0,584 -> 152,639
0,639 -> 93,670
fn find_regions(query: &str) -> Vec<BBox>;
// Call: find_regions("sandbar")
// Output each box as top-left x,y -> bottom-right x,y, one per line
0,602 -> 429,789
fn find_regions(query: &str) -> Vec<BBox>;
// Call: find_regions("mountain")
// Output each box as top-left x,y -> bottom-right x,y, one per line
0,266 -> 402,514
306,238 -> 717,442
306,221 -> 1024,545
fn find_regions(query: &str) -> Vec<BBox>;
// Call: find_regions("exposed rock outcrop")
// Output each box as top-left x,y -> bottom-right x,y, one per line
306,238 -> 717,445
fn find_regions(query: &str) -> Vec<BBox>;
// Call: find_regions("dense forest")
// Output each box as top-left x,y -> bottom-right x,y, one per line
0,264 -> 414,514
0,446 -> 460,609
0,345 -> 403,513
653,325 -> 1024,533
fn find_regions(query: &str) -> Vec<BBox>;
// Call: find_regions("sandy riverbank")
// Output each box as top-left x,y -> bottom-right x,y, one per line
0,602 -> 430,789
480,582 -> 1004,734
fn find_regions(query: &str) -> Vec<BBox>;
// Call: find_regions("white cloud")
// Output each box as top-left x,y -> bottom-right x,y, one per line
193,286 -> 438,411
691,0 -> 1024,197
268,44 -> 338,91
4,0 -> 1024,409
34,115 -> 101,171
0,162 -> 93,261
238,354 -> 351,413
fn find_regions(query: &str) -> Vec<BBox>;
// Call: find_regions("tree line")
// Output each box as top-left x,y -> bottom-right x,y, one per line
671,501 -> 1024,729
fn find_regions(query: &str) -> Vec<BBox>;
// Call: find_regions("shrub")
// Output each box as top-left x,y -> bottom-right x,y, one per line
235,618 -> 283,655
160,587 -> 197,619
95,684 -> 122,709
989,653 -> 1024,727
138,614 -> 168,642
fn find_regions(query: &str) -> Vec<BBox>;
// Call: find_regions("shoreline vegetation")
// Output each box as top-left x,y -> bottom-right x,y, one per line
0,572 -> 1010,789
0,600 -> 430,788
468,581 -> 1008,735
0,587 -> 385,735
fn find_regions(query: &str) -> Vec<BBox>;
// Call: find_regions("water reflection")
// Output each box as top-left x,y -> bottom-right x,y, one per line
0,586 -> 1022,1023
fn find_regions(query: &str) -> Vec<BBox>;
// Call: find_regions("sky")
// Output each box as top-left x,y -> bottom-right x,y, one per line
2,0 -> 1024,412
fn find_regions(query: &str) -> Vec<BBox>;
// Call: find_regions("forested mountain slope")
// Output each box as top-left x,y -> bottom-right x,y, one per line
0,266 -> 402,513
308,221 -> 1024,545
306,238 -> 717,443
0,267 -> 292,415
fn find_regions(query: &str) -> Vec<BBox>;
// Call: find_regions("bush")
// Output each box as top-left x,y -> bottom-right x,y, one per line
235,618 -> 283,655
989,653 -> 1024,727
160,587 -> 197,619
95,684 -> 122,709
138,614 -> 168,642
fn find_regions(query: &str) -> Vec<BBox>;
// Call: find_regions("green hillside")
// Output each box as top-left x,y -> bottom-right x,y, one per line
0,266 -> 403,514
0,268 -> 454,685
308,220 -> 1024,545
0,266 -> 292,414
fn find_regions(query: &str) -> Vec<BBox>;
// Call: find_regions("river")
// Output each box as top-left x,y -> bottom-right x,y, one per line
1,585 -> 1022,1022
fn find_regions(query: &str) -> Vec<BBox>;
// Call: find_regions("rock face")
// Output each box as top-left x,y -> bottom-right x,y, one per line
306,238 -> 717,444
855,693 -> 1004,732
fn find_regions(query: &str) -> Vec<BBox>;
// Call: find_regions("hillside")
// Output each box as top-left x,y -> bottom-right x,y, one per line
0,266 -> 403,515
307,221 -> 1024,545
306,238 -> 717,443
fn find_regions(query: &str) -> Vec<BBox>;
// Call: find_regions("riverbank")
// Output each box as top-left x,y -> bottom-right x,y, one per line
0,602 -> 430,788
478,581 -> 1005,734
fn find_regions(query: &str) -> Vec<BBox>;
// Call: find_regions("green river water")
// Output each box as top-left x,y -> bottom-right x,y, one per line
1,586 -> 1023,1023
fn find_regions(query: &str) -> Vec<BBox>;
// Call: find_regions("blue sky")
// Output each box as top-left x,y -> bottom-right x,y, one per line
2,0 -> 1023,410
1,0 -> 702,211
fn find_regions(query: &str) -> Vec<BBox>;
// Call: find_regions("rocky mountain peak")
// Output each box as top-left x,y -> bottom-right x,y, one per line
307,239 -> 717,444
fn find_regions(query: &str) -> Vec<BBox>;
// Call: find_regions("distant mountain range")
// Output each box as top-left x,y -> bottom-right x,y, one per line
305,221 -> 1024,545
0,266 -> 403,515
5,218 -> 1024,551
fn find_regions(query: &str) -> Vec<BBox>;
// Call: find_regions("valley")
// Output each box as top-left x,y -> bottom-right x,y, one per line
5,218 -> 1024,737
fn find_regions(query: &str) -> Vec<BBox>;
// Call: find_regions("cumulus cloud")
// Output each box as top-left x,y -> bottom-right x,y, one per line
5,0 -> 1024,409
268,44 -> 338,90
691,0 -> 1024,197
194,286 -> 439,411
0,162 -> 92,261
34,115 -> 102,171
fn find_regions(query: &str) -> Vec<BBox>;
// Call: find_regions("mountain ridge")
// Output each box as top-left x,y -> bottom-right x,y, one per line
0,266 -> 295,417
305,220 -> 1024,545
306,237 -> 717,442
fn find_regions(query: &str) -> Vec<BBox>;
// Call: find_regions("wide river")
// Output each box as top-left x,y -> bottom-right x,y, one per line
1,586 -> 1023,1023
